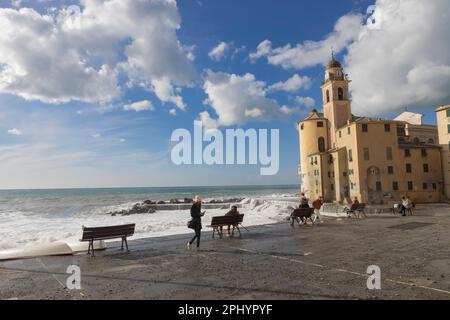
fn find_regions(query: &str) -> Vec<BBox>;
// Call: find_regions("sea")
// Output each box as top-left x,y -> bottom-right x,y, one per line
0,185 -> 299,250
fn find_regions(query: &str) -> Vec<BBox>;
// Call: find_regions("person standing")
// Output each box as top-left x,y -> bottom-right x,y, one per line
312,196 -> 324,223
187,195 -> 205,250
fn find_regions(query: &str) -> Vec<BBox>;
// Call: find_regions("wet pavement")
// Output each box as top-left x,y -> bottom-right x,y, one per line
1,203 -> 450,300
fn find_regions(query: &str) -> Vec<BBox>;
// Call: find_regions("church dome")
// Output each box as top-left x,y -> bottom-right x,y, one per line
327,57 -> 342,69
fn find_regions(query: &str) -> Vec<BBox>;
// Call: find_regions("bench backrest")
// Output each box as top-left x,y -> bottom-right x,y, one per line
387,200 -> 399,207
210,214 -> 244,226
358,203 -> 366,210
291,208 -> 314,217
81,224 -> 135,241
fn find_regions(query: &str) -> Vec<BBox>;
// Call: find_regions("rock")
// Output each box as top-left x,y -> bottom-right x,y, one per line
147,208 -> 156,214
184,198 -> 193,203
240,198 -> 251,204
169,198 -> 180,204
157,201 -> 166,204
143,200 -> 155,205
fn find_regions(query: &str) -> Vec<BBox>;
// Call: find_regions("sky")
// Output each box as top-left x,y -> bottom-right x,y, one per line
0,0 -> 449,189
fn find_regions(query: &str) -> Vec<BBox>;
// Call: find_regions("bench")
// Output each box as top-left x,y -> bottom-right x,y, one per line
388,201 -> 401,214
388,201 -> 413,216
290,208 -> 315,226
345,203 -> 367,218
80,224 -> 135,256
207,214 -> 248,238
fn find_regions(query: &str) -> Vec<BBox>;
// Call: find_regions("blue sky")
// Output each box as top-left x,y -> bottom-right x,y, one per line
0,0 -> 447,189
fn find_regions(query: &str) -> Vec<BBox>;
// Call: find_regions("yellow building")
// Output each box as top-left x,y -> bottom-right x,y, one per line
436,105 -> 450,199
298,56 -> 445,204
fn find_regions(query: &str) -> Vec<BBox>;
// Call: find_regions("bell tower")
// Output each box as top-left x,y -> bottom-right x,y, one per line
321,52 -> 352,148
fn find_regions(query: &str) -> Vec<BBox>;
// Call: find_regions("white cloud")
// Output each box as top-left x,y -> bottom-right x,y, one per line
250,14 -> 363,69
249,40 -> 272,63
268,74 -> 311,92
169,108 -> 177,116
7,128 -> 22,135
345,0 -> 450,114
120,138 -> 126,143
200,70 -> 300,128
0,0 -> 195,106
151,77 -> 185,110
208,41 -> 245,62
295,96 -> 315,108
123,100 -> 154,112
92,133 -> 101,139
208,41 -> 230,61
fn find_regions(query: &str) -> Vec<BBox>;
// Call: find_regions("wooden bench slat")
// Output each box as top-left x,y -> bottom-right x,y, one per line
291,208 -> 314,217
82,224 -> 135,232
81,231 -> 134,240
81,228 -> 135,240
209,214 -> 244,227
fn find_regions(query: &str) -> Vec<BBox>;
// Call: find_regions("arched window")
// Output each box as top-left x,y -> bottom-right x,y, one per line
428,138 -> 434,144
367,166 -> 380,175
318,137 -> 325,152
413,137 -> 420,145
326,90 -> 330,103
338,87 -> 344,100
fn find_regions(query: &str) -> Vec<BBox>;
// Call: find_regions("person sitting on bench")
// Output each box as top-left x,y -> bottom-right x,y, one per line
299,193 -> 309,208
219,206 -> 240,237
347,196 -> 360,218
294,193 -> 309,224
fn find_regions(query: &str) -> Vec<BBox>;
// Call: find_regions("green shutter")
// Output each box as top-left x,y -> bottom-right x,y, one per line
446,109 -> 450,117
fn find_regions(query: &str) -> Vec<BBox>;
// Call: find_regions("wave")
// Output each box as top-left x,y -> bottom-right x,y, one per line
0,198 -> 299,251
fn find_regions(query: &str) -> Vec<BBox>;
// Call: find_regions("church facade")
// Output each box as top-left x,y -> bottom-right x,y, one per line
298,56 -> 448,204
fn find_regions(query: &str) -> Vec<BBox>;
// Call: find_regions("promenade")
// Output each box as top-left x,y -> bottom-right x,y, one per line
1,203 -> 449,300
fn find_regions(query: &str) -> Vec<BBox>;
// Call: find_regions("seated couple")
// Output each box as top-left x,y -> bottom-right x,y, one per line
399,196 -> 413,216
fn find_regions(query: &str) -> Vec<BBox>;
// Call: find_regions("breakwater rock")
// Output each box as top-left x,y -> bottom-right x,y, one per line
109,198 -> 244,216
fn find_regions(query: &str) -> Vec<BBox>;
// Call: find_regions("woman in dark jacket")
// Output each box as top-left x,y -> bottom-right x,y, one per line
187,195 -> 205,250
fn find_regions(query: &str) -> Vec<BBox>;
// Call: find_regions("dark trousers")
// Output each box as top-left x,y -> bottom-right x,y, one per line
189,229 -> 201,247
400,206 -> 411,216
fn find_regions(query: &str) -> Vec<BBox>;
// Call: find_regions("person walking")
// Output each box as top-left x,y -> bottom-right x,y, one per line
312,196 -> 324,223
187,195 -> 205,250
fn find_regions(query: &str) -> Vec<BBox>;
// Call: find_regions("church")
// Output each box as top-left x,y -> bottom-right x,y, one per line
298,55 -> 449,204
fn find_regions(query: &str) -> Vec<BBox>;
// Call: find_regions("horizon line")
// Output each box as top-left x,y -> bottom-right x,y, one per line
0,183 -> 301,192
